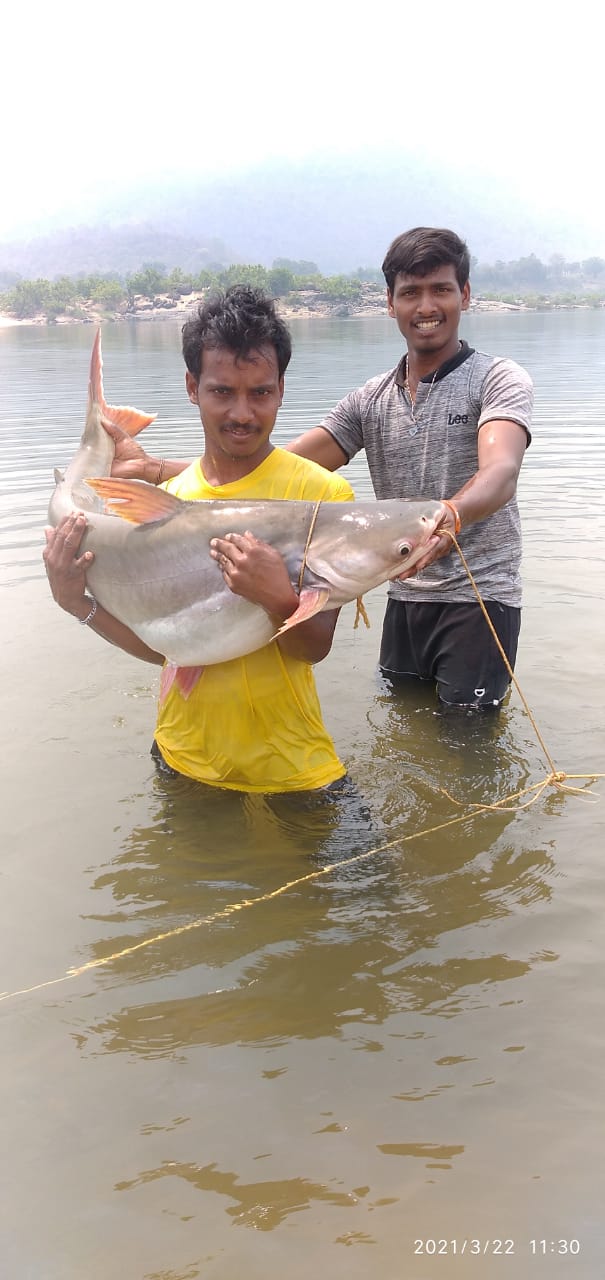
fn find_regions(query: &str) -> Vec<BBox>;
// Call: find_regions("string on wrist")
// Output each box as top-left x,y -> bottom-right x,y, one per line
441,498 -> 461,534
155,458 -> 166,485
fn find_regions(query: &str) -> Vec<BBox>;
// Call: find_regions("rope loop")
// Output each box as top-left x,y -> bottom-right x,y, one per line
297,500 -> 323,592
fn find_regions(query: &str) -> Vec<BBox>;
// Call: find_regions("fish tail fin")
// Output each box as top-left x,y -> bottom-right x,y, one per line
89,328 -> 156,437
85,476 -> 184,524
272,585 -> 332,639
159,664 -> 204,705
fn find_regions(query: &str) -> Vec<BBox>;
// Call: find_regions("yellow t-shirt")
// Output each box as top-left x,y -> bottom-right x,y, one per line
154,447 -> 354,792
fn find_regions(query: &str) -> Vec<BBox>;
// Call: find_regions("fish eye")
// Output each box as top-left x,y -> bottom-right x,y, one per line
398,542 -> 412,556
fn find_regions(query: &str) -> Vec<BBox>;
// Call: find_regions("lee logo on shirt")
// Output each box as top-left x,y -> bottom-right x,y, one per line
448,412 -> 470,425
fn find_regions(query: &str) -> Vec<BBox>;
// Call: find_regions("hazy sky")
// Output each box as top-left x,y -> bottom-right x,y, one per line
3,0 -> 602,254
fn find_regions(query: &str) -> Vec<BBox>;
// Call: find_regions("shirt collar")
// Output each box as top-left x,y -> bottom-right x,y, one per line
394,340 -> 475,388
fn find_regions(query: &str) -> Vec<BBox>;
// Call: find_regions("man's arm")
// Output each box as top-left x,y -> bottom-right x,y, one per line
104,418 -> 349,482
285,427 -> 348,472
102,419 -> 188,483
44,513 -> 165,665
209,530 -> 339,663
396,419 -> 528,579
451,418 -> 528,524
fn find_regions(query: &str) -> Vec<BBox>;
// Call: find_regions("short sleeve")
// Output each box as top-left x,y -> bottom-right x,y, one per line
320,388 -> 366,461
477,358 -> 534,444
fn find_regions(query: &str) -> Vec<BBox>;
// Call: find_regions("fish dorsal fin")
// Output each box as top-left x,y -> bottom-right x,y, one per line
89,329 -> 156,437
85,477 -> 184,525
53,467 -> 65,485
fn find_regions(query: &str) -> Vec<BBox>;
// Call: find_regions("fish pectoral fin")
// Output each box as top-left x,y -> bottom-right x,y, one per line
159,663 -> 204,705
85,477 -> 184,524
53,467 -> 65,485
272,585 -> 332,638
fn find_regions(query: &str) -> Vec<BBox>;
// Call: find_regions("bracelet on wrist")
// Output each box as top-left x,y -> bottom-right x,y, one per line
441,498 -> 461,534
155,458 -> 166,485
79,596 -> 98,626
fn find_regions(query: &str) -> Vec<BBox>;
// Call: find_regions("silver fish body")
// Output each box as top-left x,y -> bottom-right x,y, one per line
48,332 -> 445,668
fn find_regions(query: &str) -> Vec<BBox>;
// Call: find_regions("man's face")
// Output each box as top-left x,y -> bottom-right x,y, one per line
186,344 -> 284,464
387,264 -> 470,358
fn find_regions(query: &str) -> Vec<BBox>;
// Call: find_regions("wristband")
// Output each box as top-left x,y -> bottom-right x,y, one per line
79,596 -> 98,626
441,498 -> 461,534
156,458 -> 166,485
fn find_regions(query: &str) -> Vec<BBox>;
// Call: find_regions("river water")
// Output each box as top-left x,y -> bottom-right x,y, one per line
1,311 -> 604,1278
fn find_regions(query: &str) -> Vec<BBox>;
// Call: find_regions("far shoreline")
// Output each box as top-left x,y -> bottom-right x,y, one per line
1,295 -> 604,329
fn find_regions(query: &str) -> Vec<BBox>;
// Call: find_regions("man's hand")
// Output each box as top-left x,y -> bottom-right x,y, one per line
210,531 -> 298,620
43,512 -> 95,616
102,417 -> 159,483
210,530 -> 339,664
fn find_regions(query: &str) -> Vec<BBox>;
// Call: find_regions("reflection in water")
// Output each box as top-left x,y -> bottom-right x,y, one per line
115,1159 -> 359,1230
366,670 -> 541,824
75,683 -> 556,1066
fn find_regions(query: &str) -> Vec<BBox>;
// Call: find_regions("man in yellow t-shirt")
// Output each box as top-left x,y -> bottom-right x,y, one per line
44,286 -> 353,793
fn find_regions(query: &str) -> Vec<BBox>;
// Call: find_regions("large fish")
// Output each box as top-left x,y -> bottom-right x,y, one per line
48,331 -> 445,699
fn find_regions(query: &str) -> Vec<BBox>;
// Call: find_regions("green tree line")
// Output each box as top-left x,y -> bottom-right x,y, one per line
2,253 -> 605,320
0,259 -> 368,320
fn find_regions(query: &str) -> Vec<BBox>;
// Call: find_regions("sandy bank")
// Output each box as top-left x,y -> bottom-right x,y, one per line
1,294 -> 599,328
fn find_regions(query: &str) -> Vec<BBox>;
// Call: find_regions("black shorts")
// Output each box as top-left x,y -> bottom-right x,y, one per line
379,598 -> 521,709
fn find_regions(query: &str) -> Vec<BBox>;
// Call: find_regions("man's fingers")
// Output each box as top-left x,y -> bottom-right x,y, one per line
224,531 -> 258,549
74,550 -> 95,568
44,513 -> 93,562
101,416 -> 128,440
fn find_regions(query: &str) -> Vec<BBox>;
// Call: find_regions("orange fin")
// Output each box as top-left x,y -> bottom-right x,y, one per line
103,405 -> 156,437
89,329 -> 156,436
160,663 -> 204,706
86,476 -> 183,524
272,585 -> 331,638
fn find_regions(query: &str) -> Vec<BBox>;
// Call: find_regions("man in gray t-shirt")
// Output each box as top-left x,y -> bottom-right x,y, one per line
287,227 -> 533,711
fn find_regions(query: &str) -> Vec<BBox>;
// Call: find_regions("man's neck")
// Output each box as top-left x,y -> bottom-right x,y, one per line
200,444 -> 274,488
406,336 -> 462,384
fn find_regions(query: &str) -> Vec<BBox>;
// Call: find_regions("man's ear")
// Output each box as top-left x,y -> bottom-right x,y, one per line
185,371 -> 199,404
461,282 -> 471,312
386,288 -> 395,317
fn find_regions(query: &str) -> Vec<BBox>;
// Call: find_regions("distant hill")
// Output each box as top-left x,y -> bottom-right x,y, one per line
1,152 -> 603,283
0,224 -> 236,282
66,153 -> 601,272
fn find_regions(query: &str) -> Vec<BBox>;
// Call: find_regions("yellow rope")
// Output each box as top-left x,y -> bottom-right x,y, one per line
354,596 -> 371,629
297,500 -> 323,592
433,530 -> 603,805
445,531 -> 559,773
0,530 -> 600,1006
5,774 -> 598,1005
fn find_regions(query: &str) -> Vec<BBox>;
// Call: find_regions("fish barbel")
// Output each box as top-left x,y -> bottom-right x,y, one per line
48,331 -> 445,697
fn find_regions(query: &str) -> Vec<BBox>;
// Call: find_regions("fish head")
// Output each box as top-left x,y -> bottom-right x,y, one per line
305,499 -> 446,601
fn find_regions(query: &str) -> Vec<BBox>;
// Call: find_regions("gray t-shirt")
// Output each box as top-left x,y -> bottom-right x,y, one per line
321,344 -> 533,606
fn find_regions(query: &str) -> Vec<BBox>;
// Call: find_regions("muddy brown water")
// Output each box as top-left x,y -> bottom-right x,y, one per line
1,312 -> 604,1277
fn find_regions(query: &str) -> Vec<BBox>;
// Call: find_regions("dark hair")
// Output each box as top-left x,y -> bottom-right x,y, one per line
182,285 -> 292,380
381,227 -> 470,292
